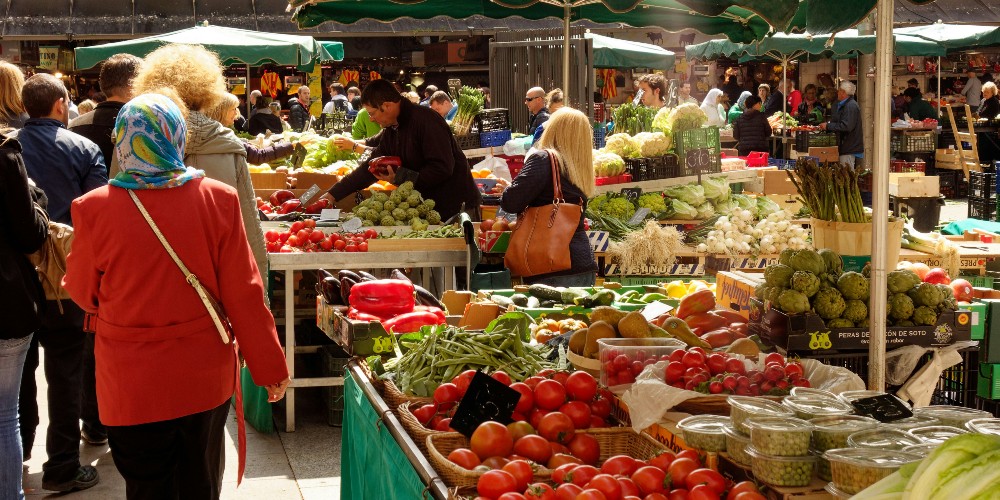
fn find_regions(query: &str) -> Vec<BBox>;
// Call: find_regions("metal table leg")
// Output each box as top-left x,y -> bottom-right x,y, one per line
284,271 -> 296,432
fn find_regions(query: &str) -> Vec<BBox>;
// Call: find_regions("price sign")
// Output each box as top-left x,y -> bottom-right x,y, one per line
686,148 -> 713,175
620,187 -> 642,202
851,394 -> 913,423
319,209 -> 341,221
342,217 -> 363,233
300,184 -> 322,205
450,371 -> 522,438
628,207 -> 651,225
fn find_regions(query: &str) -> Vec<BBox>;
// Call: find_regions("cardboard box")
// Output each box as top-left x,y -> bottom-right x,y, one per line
962,301 -> 988,340
441,290 -> 475,316
748,298 -> 972,353
324,310 -> 394,357
459,302 -> 502,329
980,298 -> 1000,363
808,146 -> 839,162
763,170 -> 798,196
250,172 -> 288,190
291,172 -> 339,191
978,363 -> 1000,399
477,231 -> 511,253
716,271 -> 764,318
890,176 -> 940,197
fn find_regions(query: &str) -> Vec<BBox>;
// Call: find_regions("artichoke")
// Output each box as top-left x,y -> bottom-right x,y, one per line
827,318 -> 855,328
818,249 -> 843,275
913,306 -> 938,326
842,300 -> 869,324
765,264 -> 796,288
755,284 -> 771,301
789,249 -> 827,275
766,287 -> 785,305
837,272 -> 870,301
908,282 -> 943,308
778,248 -> 798,267
777,289 -> 811,314
895,319 -> 916,327
791,271 -> 821,298
813,288 -> 847,320
889,292 -> 915,321
887,269 -> 922,294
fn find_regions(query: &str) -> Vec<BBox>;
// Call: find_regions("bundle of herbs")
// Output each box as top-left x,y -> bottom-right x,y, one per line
788,159 -> 869,223
451,86 -> 485,136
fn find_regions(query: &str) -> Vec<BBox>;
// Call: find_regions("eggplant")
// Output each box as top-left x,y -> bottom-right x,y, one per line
316,277 -> 341,305
414,284 -> 446,310
338,270 -> 363,283
356,270 -> 378,282
339,276 -> 357,306
390,269 -> 411,283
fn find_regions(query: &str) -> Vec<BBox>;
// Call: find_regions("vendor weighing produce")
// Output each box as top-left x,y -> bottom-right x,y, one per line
325,79 -> 481,220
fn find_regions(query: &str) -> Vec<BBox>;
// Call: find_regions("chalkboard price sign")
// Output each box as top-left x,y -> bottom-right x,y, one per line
449,371 -> 521,437
850,394 -> 913,423
686,148 -> 713,174
620,187 -> 643,202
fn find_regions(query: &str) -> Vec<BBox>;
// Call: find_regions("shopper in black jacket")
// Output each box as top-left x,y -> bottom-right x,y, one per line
821,81 -> 864,168
0,132 -> 48,500
500,108 -> 597,286
325,79 -> 481,220
733,96 -> 772,157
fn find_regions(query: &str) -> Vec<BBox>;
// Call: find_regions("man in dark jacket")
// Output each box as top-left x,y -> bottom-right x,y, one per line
525,86 -> 550,135
821,81 -> 864,168
324,79 -> 481,220
287,85 -> 311,132
12,74 -> 105,493
733,96 -> 772,156
903,87 -> 938,121
69,54 -> 142,174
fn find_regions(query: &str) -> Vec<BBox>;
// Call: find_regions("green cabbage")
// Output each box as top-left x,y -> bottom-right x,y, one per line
668,199 -> 698,220
756,196 -> 781,218
701,176 -> 731,202
662,184 -> 705,207
712,198 -> 739,214
694,202 -> 715,220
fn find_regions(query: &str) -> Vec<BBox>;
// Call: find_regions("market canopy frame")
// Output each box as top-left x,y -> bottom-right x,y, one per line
74,24 -> 345,71
588,32 -> 675,69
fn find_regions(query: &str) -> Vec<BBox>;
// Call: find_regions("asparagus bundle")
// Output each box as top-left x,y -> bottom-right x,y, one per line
451,86 -> 484,136
788,159 -> 869,223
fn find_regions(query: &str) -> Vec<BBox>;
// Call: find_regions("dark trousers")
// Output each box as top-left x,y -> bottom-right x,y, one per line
81,333 -> 105,439
108,400 -> 230,500
18,300 -> 85,484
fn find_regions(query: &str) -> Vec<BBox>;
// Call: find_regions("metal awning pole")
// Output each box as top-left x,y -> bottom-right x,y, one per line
562,4 -> 571,94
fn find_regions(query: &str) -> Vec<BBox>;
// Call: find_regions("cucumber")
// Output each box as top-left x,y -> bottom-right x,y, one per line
560,288 -> 589,305
527,284 -> 563,302
510,294 -> 529,307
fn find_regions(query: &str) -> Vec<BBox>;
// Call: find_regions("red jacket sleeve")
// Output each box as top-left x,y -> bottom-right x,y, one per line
216,191 -> 289,387
63,198 -> 101,314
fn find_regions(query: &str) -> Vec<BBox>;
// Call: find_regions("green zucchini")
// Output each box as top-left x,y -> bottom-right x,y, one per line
527,284 -> 563,302
510,294 -> 529,307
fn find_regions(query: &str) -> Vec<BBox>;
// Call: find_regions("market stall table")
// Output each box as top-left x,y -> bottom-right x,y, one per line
268,249 -> 469,431
592,168 -> 759,195
342,360 -> 449,500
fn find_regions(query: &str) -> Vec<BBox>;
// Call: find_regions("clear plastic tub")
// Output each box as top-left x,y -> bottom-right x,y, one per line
783,396 -> 855,420
598,337 -> 685,387
791,387 -> 838,400
746,446 -> 817,487
812,415 -> 879,451
824,481 -> 853,499
724,425 -> 752,466
746,416 -> 815,456
847,428 -> 922,450
913,405 -> 994,428
677,415 -> 729,452
825,448 -> 922,494
881,414 -> 940,431
728,396 -> 794,434
966,418 -> 1000,436
907,425 -> 968,444
901,443 -> 939,458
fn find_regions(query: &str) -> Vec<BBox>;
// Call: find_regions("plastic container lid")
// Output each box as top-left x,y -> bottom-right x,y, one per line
745,446 -> 818,462
783,396 -> 855,418
677,415 -> 731,434
823,447 -> 923,468
723,424 -> 751,442
727,396 -> 794,417
746,415 -> 815,432
811,415 -> 879,433
838,390 -> 887,402
824,481 -> 854,499
913,405 -> 993,423
966,418 -> 1000,436
906,425 -> 969,444
847,428 -> 922,450
791,387 -> 838,399
901,443 -> 939,458
882,414 -> 940,430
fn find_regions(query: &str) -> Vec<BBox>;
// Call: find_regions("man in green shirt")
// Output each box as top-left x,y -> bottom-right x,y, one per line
351,107 -> 381,140
903,88 -> 938,121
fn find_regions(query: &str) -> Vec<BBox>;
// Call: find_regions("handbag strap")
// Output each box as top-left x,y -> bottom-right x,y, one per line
545,149 -> 564,202
127,190 -> 231,345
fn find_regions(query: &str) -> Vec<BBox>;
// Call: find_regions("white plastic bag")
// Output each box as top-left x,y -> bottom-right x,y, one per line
895,341 -> 978,407
473,156 -> 511,183
502,136 -> 533,156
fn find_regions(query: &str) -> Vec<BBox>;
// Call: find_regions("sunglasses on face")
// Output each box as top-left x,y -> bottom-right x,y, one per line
524,96 -> 541,102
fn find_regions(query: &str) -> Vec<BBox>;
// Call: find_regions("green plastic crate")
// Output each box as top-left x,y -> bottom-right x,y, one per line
961,275 -> 996,289
962,302 -> 988,340
674,126 -> 721,176
603,276 -> 716,286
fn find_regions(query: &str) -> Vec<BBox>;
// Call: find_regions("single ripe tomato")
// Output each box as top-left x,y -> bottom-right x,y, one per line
567,433 -> 600,466
631,466 -> 668,495
264,230 -> 280,242
491,370 -> 513,386
588,474 -> 623,500
617,477 -> 640,498
732,493 -> 766,500
537,412 -> 575,444
726,482 -> 760,500
357,241 -> 368,252
550,463 -> 578,484
433,383 -> 461,406
666,459 -> 699,488
559,401 -> 592,429
289,221 -> 304,233
477,469 -> 518,499
675,450 -> 701,464
497,493 -> 527,500
566,464 -> 599,487
564,371 -> 598,402
534,379 -> 567,410
510,382 -> 535,414
411,404 -> 436,426
547,453 -> 583,469
524,483 -> 556,500
601,455 -> 639,477
319,238 -> 334,251
302,219 -> 316,229
685,469 -> 725,495
364,228 -> 379,240
512,435 -> 551,464
764,352 -> 785,366
666,491 -> 687,500
501,460 -> 534,491
453,370 -> 477,395
681,351 -> 706,369
688,484 -> 720,500
470,421 -> 513,460
447,448 -> 481,470
309,230 -> 325,243
345,243 -> 358,252
507,421 -> 535,441
590,398 -> 612,419
554,483 -> 583,500
647,452 -> 675,472
333,239 -> 346,251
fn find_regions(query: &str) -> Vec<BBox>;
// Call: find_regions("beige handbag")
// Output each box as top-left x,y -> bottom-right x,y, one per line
128,190 -> 233,344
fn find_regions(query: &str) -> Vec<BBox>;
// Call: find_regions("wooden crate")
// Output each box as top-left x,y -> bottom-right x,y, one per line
890,175 -> 939,197
366,237 -> 466,252
936,148 -> 963,170
763,170 -> 799,196
290,172 -> 339,191
249,172 -> 288,190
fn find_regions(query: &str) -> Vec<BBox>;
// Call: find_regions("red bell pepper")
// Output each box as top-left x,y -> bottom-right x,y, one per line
269,189 -> 295,206
347,308 -> 382,322
412,305 -> 447,323
305,198 -> 332,214
368,156 -> 402,177
277,199 -> 302,214
348,279 -> 414,318
382,311 -> 445,334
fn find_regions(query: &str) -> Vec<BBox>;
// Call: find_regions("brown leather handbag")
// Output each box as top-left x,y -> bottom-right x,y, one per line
504,150 -> 582,278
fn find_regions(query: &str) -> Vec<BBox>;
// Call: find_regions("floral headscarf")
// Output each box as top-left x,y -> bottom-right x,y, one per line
735,91 -> 753,110
108,93 -> 204,190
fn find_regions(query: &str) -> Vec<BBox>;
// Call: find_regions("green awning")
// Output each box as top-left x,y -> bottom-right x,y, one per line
586,33 -> 675,69
894,23 -> 1000,52
685,30 -> 947,62
74,25 -> 345,71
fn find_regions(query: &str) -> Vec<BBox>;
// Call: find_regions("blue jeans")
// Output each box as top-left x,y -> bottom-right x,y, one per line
532,271 -> 597,288
1,334 -> 32,500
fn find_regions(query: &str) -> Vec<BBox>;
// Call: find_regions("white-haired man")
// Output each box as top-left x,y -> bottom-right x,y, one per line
820,81 -> 863,168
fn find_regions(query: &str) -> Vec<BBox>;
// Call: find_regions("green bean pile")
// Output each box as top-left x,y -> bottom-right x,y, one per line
386,326 -> 553,397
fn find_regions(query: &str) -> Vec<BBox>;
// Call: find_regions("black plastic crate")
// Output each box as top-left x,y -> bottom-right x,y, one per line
455,132 -> 481,151
476,109 -> 510,132
891,130 -> 937,153
958,179 -> 969,198
968,195 -> 998,221
624,155 -> 678,181
320,345 -> 349,427
970,171 -> 998,199
938,169 -> 960,188
794,131 -> 838,152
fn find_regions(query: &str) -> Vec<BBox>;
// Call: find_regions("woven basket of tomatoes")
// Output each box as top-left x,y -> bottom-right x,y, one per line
383,378 -> 433,412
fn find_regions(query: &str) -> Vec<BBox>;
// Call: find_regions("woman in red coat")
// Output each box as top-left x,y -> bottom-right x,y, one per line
63,93 -> 290,499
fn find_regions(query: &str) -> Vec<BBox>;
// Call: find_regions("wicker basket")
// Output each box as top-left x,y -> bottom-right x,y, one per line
382,378 -> 433,411
397,401 -> 448,454
426,427 -> 667,490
